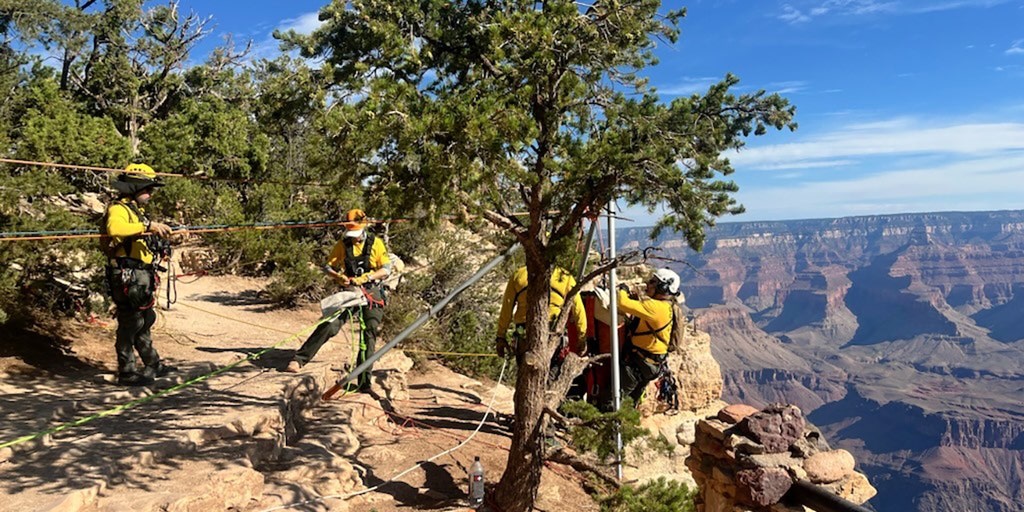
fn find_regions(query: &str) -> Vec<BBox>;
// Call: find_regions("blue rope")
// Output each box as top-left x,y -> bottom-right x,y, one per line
0,219 -> 349,239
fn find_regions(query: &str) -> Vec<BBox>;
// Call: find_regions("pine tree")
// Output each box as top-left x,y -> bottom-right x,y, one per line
287,1 -> 796,510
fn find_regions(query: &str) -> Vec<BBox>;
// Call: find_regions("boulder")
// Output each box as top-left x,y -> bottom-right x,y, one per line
804,449 -> 856,484
739,404 -> 806,453
718,403 -> 759,424
737,467 -> 793,506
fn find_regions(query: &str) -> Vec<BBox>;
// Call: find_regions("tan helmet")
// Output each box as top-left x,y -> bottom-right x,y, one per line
343,208 -> 368,238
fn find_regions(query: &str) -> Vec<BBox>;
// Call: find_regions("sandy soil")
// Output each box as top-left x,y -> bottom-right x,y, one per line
0,272 -> 599,512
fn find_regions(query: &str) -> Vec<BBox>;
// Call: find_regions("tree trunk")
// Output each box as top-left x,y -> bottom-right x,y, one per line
495,258 -> 554,512
128,112 -> 140,157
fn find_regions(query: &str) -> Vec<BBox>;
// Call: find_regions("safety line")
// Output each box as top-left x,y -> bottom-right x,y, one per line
174,301 -> 296,335
0,157 -> 330,187
174,302 -> 498,359
0,209 -> 544,241
259,358 -> 509,512
405,348 -> 499,358
0,309 -> 343,451
0,218 -> 359,242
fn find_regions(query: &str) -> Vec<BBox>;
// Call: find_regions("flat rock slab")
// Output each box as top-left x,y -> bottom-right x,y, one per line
0,275 -> 329,512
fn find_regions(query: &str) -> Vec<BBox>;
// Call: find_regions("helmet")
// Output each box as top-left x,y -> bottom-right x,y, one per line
124,163 -> 158,179
650,268 -> 681,296
343,208 -> 368,238
112,163 -> 163,196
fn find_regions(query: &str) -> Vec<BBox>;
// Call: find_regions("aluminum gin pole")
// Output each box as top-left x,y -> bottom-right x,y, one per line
575,218 -> 598,281
323,243 -> 522,400
607,200 -> 623,480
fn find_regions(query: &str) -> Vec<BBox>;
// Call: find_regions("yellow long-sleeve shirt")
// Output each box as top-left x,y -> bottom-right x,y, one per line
618,289 -> 673,355
325,235 -> 390,285
105,198 -> 153,264
496,266 -> 587,339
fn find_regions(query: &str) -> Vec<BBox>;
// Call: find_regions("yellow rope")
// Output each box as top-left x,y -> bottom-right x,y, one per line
405,349 -> 499,358
173,301 -> 296,335
175,302 -> 498,358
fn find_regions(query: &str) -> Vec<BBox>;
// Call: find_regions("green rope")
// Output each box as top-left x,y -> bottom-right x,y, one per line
0,309 -> 343,450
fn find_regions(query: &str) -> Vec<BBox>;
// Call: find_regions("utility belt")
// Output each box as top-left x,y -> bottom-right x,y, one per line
106,258 -> 157,311
627,343 -> 667,369
508,322 -> 568,343
108,257 -> 155,271
622,344 -> 666,383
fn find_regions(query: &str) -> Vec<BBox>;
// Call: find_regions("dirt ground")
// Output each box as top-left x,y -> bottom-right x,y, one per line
0,272 -> 603,512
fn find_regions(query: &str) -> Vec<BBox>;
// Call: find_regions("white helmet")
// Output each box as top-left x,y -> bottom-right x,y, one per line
651,268 -> 681,296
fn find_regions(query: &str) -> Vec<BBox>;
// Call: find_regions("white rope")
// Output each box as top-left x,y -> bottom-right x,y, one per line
260,358 -> 509,512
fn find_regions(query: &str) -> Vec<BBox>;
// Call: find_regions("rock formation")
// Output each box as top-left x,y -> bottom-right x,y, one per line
619,210 -> 1024,511
686,403 -> 876,512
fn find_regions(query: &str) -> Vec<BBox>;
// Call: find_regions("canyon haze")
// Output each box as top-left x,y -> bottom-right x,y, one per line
620,210 -> 1024,512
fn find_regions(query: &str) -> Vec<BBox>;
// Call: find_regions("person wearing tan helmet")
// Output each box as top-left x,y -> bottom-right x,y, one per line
284,209 -> 392,391
103,164 -> 175,386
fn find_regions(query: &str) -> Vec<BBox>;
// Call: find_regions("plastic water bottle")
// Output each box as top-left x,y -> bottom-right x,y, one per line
468,456 -> 485,507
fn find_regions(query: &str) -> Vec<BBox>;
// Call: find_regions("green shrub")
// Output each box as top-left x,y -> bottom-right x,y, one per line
598,477 -> 696,512
559,399 -> 673,463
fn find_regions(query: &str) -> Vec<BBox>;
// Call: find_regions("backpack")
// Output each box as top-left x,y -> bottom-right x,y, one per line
668,302 -> 687,352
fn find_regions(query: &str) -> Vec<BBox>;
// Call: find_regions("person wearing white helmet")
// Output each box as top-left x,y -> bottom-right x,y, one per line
103,164 -> 175,386
599,267 -> 681,411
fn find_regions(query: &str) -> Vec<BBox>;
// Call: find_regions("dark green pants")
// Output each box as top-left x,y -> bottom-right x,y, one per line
294,287 -> 385,389
598,349 -> 661,412
115,307 -> 161,377
108,264 -> 161,377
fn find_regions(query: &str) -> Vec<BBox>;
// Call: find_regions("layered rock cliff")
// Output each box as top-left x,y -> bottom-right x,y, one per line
619,210 -> 1024,512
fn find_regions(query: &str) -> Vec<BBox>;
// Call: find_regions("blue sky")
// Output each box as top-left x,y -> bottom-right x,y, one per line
170,1 -> 1024,223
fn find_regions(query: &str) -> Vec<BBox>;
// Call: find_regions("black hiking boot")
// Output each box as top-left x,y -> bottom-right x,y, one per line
117,372 -> 153,386
153,363 -> 177,377
141,363 -> 177,379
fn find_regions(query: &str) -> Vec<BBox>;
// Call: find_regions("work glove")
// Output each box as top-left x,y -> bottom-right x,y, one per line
147,221 -> 173,238
351,274 -> 369,286
496,337 -> 509,359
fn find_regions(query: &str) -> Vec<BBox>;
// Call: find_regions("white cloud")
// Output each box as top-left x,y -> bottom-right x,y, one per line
1007,39 -> 1024,55
656,76 -> 721,96
735,153 -> 1024,220
779,0 -> 895,23
769,80 -> 809,94
907,0 -> 1010,13
279,12 -> 324,35
779,5 -> 812,23
751,159 -> 857,170
778,0 -> 1007,23
246,11 -> 326,62
730,119 -> 1024,170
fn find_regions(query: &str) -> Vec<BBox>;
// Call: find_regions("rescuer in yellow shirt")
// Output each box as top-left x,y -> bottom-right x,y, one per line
285,209 -> 391,392
598,268 -> 681,411
103,164 -> 175,386
494,266 -> 588,362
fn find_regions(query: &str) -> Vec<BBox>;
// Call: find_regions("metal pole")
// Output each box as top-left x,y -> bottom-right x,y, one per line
323,243 -> 522,400
784,480 -> 874,512
607,200 -> 623,480
575,219 -> 598,282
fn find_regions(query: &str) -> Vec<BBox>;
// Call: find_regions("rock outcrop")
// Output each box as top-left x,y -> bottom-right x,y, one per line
619,210 -> 1024,512
686,403 -> 876,512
